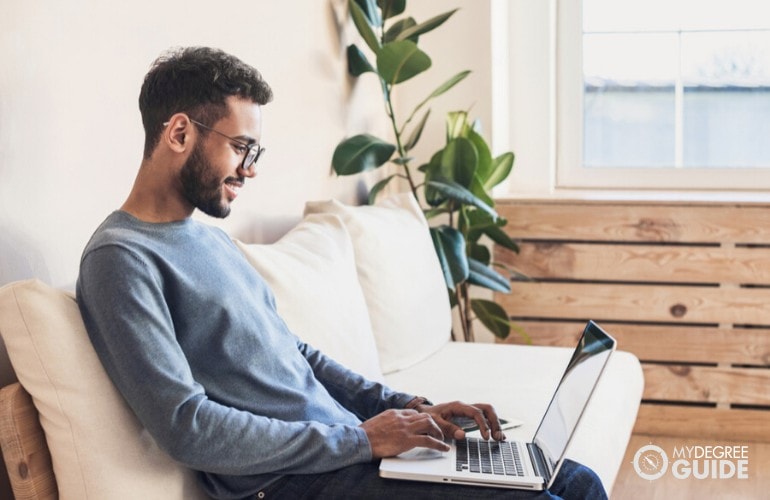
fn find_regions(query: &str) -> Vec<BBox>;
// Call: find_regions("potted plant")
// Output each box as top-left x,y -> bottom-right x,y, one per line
331,0 -> 523,342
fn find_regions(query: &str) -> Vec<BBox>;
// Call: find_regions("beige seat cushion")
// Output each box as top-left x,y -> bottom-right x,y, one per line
305,193 -> 452,374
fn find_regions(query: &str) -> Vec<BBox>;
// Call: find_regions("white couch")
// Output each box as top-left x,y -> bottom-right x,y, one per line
0,193 -> 643,499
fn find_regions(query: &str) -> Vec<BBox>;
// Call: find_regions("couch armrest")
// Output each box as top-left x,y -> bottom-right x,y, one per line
0,383 -> 57,500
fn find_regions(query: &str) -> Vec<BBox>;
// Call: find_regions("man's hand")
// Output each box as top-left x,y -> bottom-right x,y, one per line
416,401 -> 506,442
360,401 -> 505,458
360,409 -> 450,458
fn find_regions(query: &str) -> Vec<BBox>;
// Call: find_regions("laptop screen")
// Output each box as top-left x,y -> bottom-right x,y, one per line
532,321 -> 616,477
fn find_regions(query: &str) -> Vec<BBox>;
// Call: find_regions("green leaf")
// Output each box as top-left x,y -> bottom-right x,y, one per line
332,134 -> 396,175
428,71 -> 471,101
484,223 -> 519,253
378,0 -> 406,20
367,174 -> 397,204
470,173 -> 494,209
471,299 -> 512,339
390,156 -> 414,165
426,176 -> 498,219
422,151 -> 445,206
384,17 -> 417,43
354,0 -> 382,28
467,126 -> 493,183
468,258 -> 511,293
492,261 -> 529,282
469,242 -> 491,266
465,210 -> 519,252
377,40 -> 432,84
446,110 -> 468,141
465,210 -> 493,243
458,205 -> 472,233
401,71 -> 470,132
404,109 -> 430,152
346,44 -> 374,76
441,137 -> 478,188
430,225 -> 469,288
484,152 -> 515,190
349,0 -> 381,53
465,208 -> 495,229
395,9 -> 458,41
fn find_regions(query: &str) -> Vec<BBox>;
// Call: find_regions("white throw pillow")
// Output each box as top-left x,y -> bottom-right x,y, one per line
305,193 -> 452,374
0,280 -> 209,500
234,214 -> 384,382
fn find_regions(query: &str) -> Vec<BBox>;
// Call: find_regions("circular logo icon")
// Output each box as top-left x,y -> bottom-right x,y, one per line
633,444 -> 669,480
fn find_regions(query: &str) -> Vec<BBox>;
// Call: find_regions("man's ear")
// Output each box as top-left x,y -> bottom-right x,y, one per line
163,113 -> 192,153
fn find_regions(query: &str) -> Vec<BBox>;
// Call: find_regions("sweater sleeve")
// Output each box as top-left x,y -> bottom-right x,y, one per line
77,245 -> 372,476
297,340 -> 416,419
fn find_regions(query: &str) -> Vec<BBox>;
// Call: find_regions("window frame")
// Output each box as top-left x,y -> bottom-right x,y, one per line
559,0 -> 770,191
498,0 -> 770,195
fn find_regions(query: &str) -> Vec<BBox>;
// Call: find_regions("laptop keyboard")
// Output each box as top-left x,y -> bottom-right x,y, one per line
455,438 -> 525,476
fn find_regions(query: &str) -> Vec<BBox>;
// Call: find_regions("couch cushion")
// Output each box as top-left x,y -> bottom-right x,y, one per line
234,213 -> 383,382
0,280 -> 209,500
383,341 -> 644,493
305,193 -> 452,375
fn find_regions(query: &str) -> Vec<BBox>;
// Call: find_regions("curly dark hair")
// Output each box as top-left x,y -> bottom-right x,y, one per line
139,46 -> 273,159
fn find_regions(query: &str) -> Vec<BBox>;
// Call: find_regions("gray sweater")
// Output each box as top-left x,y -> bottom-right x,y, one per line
76,211 -> 414,499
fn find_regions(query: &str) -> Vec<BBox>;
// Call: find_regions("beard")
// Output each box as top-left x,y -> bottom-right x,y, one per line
179,142 -> 240,219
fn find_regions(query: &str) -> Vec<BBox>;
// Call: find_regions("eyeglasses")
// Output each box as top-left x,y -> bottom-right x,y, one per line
189,119 -> 265,171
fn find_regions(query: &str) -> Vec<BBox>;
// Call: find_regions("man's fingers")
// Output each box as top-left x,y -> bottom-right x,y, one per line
468,406 -> 493,440
423,401 -> 507,441
473,403 -> 506,441
408,412 -> 445,441
413,434 -> 451,452
361,408 -> 455,458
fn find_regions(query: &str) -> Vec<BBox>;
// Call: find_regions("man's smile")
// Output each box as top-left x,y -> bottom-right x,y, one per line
224,178 -> 244,200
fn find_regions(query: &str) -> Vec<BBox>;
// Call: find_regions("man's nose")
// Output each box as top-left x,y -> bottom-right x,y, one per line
239,164 -> 257,178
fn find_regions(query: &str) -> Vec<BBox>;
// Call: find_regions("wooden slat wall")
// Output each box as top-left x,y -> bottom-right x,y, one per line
494,200 -> 770,442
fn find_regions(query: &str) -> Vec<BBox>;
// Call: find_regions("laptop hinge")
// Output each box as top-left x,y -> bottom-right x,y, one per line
527,443 -> 552,484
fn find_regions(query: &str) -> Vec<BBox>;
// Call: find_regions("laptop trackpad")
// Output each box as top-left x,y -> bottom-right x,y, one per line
397,447 -> 445,460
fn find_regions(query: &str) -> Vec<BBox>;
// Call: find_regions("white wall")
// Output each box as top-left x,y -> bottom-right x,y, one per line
0,0 -> 388,289
395,0 -> 494,169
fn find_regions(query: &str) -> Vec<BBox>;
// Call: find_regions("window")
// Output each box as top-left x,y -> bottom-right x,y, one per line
557,0 -> 770,190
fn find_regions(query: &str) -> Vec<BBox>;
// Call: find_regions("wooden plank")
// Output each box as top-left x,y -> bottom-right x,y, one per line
641,364 -> 770,405
491,200 -> 770,444
497,243 -> 770,285
499,282 -> 770,325
634,404 -> 770,442
497,201 -> 770,244
498,321 -> 770,366
0,383 -> 57,500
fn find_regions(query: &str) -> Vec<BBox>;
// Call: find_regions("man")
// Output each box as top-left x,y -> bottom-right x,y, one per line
76,47 -> 607,500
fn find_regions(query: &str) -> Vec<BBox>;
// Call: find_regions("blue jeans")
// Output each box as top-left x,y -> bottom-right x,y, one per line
256,459 -> 608,500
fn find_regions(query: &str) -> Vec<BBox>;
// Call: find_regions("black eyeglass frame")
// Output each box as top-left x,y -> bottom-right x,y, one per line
188,119 -> 265,171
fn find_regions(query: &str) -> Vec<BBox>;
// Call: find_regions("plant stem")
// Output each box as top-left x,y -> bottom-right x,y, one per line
455,282 -> 469,341
455,282 -> 474,342
382,81 -> 418,198
463,282 -> 473,342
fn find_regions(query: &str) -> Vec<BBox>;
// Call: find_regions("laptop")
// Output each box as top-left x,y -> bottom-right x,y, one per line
379,320 -> 616,491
